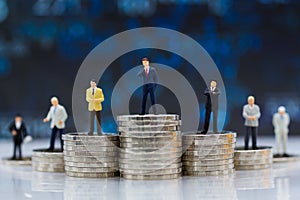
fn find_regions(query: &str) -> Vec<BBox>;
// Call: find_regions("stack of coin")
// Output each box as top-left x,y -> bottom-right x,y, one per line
182,131 -> 236,176
32,149 -> 64,172
234,147 -> 273,170
117,114 -> 182,180
62,133 -> 119,178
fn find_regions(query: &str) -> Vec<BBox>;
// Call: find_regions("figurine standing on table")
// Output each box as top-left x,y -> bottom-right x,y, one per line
138,57 -> 158,115
86,79 -> 104,135
43,97 -> 68,152
8,114 -> 28,160
242,96 -> 261,150
272,106 -> 290,157
200,80 -> 220,134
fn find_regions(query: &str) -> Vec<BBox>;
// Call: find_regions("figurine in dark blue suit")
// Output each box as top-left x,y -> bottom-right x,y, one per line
138,57 -> 158,115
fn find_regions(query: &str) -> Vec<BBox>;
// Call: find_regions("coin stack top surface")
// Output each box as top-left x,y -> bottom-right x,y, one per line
182,131 -> 237,176
62,133 -> 119,178
234,146 -> 273,170
32,149 -> 64,172
118,114 -> 182,180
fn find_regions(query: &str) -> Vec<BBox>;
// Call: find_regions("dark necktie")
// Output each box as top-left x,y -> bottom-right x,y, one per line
92,88 -> 95,95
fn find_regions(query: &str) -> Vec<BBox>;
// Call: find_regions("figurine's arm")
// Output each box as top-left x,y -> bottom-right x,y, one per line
94,90 -> 104,102
153,68 -> 158,86
286,114 -> 290,126
272,115 -> 277,127
204,88 -> 210,96
212,88 -> 221,95
8,122 -> 14,132
61,107 -> 68,122
45,108 -> 52,121
242,106 -> 249,119
255,107 -> 261,119
137,69 -> 144,77
86,90 -> 92,103
22,123 -> 28,137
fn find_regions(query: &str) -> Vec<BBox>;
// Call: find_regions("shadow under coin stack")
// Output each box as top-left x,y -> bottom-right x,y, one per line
182,132 -> 236,176
234,147 -> 273,170
32,149 -> 64,172
117,114 -> 182,180
62,133 -> 119,178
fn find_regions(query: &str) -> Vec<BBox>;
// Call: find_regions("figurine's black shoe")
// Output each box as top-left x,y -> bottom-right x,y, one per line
97,132 -> 102,136
10,157 -> 16,160
283,153 -> 290,157
88,132 -> 93,135
252,147 -> 258,150
274,154 -> 281,158
45,148 -> 54,152
199,130 -> 207,134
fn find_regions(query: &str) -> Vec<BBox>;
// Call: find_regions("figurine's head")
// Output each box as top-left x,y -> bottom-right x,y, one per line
210,80 -> 217,88
278,106 -> 286,115
51,97 -> 59,106
142,57 -> 150,68
90,79 -> 97,88
15,113 -> 22,122
247,96 -> 255,106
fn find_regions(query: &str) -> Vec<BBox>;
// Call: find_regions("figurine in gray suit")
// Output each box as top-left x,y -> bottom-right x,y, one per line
242,96 -> 261,150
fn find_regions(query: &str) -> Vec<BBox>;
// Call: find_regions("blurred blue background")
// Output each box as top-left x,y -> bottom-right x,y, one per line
0,0 -> 299,138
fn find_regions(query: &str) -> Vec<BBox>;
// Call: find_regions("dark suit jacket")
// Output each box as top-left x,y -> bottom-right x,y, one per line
9,121 -> 28,143
204,87 -> 220,110
138,66 -> 158,88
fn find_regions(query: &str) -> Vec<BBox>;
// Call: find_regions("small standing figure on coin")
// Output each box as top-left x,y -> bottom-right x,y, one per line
200,80 -> 220,134
43,96 -> 68,152
86,79 -> 104,135
272,106 -> 290,157
242,96 -> 261,150
8,113 -> 28,160
138,57 -> 158,115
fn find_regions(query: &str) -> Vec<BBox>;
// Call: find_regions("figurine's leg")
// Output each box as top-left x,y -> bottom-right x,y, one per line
12,141 -> 17,159
212,109 -> 218,133
202,108 -> 211,133
252,127 -> 257,150
96,111 -> 102,135
141,87 -> 148,115
282,131 -> 288,155
19,143 -> 22,159
59,129 -> 64,151
275,131 -> 281,154
49,127 -> 58,151
149,87 -> 156,114
89,111 -> 95,135
244,126 -> 250,150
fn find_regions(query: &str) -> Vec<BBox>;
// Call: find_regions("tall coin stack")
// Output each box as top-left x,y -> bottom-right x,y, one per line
117,114 -> 182,180
234,147 -> 273,170
32,149 -> 64,172
182,132 -> 236,176
62,133 -> 119,178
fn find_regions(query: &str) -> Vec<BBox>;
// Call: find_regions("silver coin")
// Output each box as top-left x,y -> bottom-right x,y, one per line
63,146 -> 118,152
64,141 -> 119,147
64,156 -> 118,163
117,114 -> 179,121
62,133 -> 118,141
66,171 -> 119,178
119,162 -> 181,170
183,148 -> 234,156
182,153 -> 234,161
184,145 -> 235,151
119,152 -> 181,159
182,159 -> 234,166
234,147 -> 272,156
120,173 -> 181,180
64,151 -> 118,157
33,166 -> 65,172
234,158 -> 272,165
65,166 -> 118,173
183,163 -> 234,172
65,161 -> 118,168
183,143 -> 236,149
120,142 -> 181,148
235,164 -> 271,170
118,126 -> 179,133
120,168 -> 182,175
182,132 -> 237,139
32,149 -> 64,157
118,120 -> 182,127
119,157 -> 181,164
119,131 -> 181,137
273,155 -> 300,163
1,157 -> 32,166
183,168 -> 234,176
119,135 -> 181,143
32,157 -> 64,163
120,148 -> 182,154
32,163 -> 64,169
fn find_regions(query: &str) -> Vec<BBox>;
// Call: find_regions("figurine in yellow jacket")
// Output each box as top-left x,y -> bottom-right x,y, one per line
86,79 -> 104,135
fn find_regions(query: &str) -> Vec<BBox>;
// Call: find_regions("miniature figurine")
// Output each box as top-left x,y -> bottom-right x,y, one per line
8,114 -> 28,160
138,57 -> 158,115
43,97 -> 68,151
200,80 -> 220,134
242,96 -> 261,150
272,106 -> 290,157
86,79 -> 104,135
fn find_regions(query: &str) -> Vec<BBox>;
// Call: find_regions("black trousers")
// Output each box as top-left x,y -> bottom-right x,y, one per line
141,85 -> 156,115
89,110 -> 102,135
13,139 -> 22,159
49,126 -> 64,151
245,126 -> 257,150
203,107 -> 218,133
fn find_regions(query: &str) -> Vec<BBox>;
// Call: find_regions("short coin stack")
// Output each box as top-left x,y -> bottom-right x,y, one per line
62,133 -> 119,178
234,147 -> 273,170
32,149 -> 64,172
182,132 -> 236,176
118,114 -> 182,180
